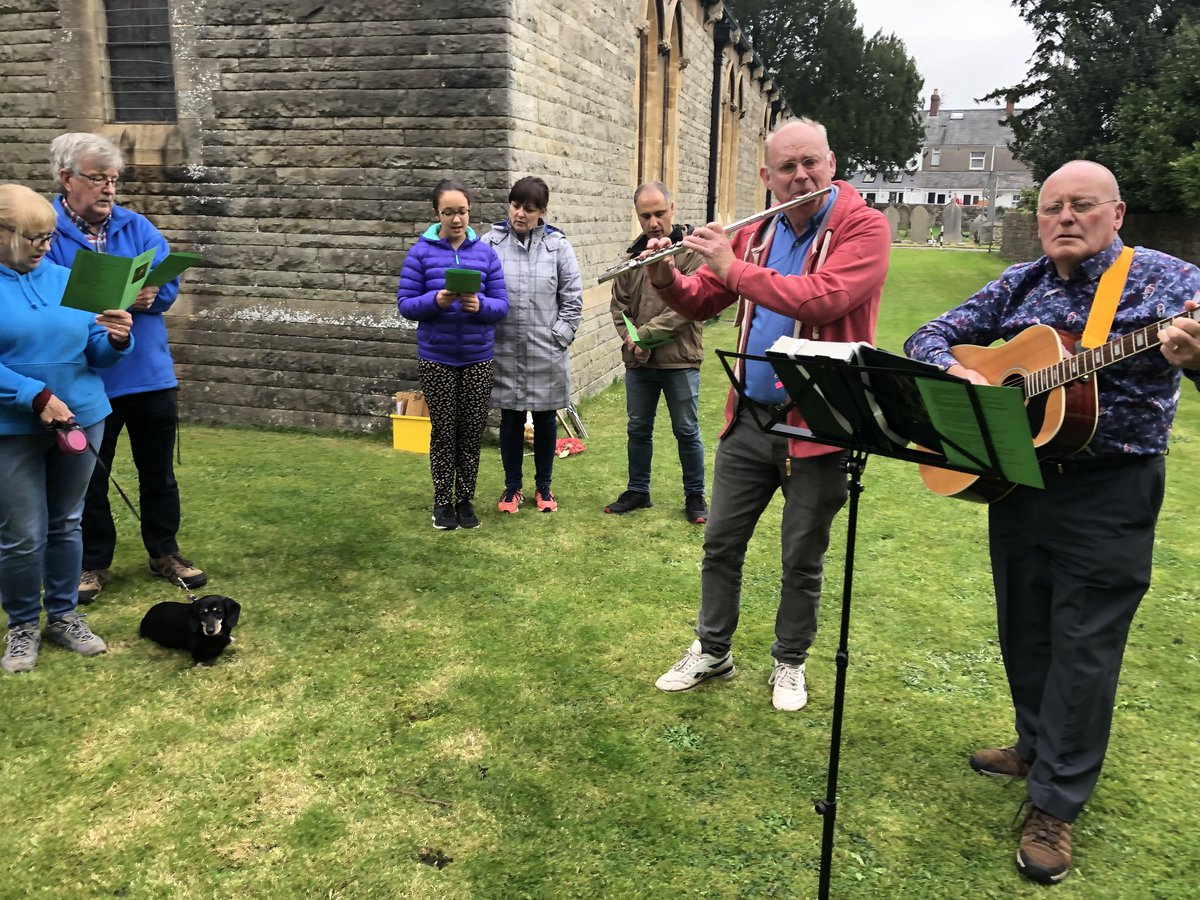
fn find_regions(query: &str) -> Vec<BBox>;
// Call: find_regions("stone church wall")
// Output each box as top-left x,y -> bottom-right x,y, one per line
0,0 -> 783,434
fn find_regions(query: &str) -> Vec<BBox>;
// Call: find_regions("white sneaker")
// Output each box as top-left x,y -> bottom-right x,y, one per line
655,639 -> 736,692
769,661 -> 808,711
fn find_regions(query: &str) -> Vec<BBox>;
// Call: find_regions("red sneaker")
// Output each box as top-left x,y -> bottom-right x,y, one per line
497,489 -> 523,514
535,487 -> 558,512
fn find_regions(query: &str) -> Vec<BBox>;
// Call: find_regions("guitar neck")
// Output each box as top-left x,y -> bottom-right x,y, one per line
1026,307 -> 1200,397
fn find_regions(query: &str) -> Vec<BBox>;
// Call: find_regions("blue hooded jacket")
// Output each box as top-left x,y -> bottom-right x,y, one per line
397,225 -> 509,365
46,196 -> 178,398
0,260 -> 133,435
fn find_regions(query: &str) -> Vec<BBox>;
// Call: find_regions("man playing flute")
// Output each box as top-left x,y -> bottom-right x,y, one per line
646,118 -> 891,711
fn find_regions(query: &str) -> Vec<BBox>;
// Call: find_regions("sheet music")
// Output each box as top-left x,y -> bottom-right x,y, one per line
914,380 -> 1044,488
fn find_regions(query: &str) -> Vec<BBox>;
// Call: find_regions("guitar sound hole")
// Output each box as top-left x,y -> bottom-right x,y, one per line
1000,374 -> 1040,437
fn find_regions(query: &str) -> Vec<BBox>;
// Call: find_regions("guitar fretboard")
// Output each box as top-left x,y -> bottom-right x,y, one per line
1025,307 -> 1200,397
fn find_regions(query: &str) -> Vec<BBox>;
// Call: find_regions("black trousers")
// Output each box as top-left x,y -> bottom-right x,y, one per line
987,457 -> 1165,822
81,388 -> 182,568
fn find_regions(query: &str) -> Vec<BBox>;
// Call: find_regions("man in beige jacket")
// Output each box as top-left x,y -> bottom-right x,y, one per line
607,182 -> 708,524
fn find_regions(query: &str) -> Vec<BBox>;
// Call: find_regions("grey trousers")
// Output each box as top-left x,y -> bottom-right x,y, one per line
696,404 -> 848,665
988,457 -> 1165,823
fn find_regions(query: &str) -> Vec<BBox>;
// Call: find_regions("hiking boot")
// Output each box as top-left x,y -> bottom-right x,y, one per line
497,489 -> 523,514
456,499 -> 480,529
2,622 -> 41,674
535,487 -> 558,512
769,661 -> 809,711
149,554 -> 208,590
655,639 -> 736,691
971,745 -> 1031,779
684,493 -> 709,525
432,504 -> 458,530
42,613 -> 107,657
605,490 -> 652,514
78,567 -> 110,604
1015,801 -> 1072,884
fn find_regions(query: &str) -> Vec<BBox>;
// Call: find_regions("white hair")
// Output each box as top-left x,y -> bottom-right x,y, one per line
50,133 -> 124,183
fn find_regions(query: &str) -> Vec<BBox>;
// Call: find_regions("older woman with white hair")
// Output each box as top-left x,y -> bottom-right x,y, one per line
0,183 -> 133,674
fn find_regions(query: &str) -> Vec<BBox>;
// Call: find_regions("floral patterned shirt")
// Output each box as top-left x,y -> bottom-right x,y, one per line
905,238 -> 1200,457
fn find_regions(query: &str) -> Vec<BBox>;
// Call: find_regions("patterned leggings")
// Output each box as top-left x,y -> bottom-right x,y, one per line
418,358 -> 493,506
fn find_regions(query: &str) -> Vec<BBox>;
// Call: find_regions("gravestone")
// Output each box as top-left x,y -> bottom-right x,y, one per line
909,205 -> 932,243
942,202 -> 963,243
884,205 -> 900,242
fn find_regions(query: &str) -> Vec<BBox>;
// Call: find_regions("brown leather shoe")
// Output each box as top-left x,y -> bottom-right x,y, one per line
78,568 -> 110,605
1015,802 -> 1072,884
970,745 -> 1031,778
149,553 -> 208,590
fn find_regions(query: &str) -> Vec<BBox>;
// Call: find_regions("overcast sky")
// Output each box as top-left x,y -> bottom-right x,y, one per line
852,0 -> 1039,111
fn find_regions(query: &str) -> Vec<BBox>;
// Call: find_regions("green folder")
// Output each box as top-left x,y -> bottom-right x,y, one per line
622,312 -> 673,349
144,251 -> 201,287
59,249 -> 157,313
444,268 -> 482,294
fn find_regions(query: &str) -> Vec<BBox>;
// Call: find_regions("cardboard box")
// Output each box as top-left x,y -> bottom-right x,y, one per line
391,413 -> 432,453
394,390 -> 429,418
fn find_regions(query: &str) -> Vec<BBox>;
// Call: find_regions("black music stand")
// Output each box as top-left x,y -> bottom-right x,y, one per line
716,345 -> 1041,900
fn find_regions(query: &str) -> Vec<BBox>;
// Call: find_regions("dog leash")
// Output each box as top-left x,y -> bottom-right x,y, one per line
52,422 -> 198,601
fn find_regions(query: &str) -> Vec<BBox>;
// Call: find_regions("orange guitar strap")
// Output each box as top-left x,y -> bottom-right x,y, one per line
1080,245 -> 1135,348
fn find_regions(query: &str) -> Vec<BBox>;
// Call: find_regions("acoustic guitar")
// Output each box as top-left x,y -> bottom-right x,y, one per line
919,307 -> 1200,503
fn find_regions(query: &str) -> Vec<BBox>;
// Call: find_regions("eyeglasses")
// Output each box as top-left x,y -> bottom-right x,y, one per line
438,208 -> 470,219
0,223 -> 55,249
1037,198 -> 1120,217
75,173 -> 122,188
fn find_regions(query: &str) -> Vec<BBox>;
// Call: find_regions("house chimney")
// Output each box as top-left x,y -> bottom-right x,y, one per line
929,89 -> 941,117
1005,94 -> 1015,117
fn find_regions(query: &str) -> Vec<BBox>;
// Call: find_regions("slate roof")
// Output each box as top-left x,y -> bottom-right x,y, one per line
924,108 -> 1021,148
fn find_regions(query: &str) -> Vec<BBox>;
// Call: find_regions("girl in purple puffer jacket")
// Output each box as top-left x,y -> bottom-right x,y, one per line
398,180 -> 508,531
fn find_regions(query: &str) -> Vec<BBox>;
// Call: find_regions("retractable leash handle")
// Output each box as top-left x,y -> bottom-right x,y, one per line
48,420 -> 89,455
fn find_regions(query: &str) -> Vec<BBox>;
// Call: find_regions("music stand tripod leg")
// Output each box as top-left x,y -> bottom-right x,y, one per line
815,448 -> 867,900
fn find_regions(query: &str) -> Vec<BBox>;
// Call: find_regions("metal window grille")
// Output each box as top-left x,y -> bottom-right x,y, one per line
104,0 -> 178,123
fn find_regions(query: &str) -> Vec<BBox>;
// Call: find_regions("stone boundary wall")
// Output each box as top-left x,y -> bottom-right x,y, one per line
1001,210 -> 1200,266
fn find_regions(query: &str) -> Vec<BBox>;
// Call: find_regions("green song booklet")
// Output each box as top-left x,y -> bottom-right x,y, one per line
444,268 -> 482,294
144,251 -> 201,287
622,312 -> 673,350
59,249 -> 157,313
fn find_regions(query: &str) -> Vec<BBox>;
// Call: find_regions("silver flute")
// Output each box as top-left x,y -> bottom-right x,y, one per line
596,186 -> 833,284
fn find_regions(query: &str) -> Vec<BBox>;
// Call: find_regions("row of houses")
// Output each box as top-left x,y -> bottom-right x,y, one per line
846,90 -> 1035,210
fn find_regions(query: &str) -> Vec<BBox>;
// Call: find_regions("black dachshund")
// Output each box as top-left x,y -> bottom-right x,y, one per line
140,594 -> 241,665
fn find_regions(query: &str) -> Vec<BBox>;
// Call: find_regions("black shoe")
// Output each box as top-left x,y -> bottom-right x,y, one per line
605,490 -> 652,514
432,504 -> 458,530
684,493 -> 709,525
456,500 -> 480,529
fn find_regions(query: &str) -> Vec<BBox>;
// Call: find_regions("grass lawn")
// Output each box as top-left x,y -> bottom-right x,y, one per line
3,248 -> 1197,898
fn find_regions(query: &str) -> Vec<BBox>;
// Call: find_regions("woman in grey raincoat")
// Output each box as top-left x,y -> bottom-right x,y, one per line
482,176 -> 582,513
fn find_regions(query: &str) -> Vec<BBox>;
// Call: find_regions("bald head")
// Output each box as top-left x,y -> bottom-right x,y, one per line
1036,160 -> 1125,278
1041,160 -> 1121,203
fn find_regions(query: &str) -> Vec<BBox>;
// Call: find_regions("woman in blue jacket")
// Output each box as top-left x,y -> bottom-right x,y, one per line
398,180 -> 508,530
0,184 -> 134,674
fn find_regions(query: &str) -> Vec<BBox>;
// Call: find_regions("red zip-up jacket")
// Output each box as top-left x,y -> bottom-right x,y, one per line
656,181 -> 891,457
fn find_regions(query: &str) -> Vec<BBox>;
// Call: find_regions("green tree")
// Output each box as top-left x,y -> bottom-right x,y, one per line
1109,19 -> 1200,213
987,1 -> 1200,211
734,0 -> 924,174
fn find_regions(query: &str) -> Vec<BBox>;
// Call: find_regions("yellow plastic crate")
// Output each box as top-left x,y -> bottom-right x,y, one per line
391,414 -> 432,453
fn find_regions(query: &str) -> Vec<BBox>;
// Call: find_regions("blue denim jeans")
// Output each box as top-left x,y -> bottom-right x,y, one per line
0,422 -> 103,628
625,366 -> 705,496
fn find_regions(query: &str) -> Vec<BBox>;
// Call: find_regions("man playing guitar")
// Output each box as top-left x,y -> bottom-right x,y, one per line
905,160 -> 1200,885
